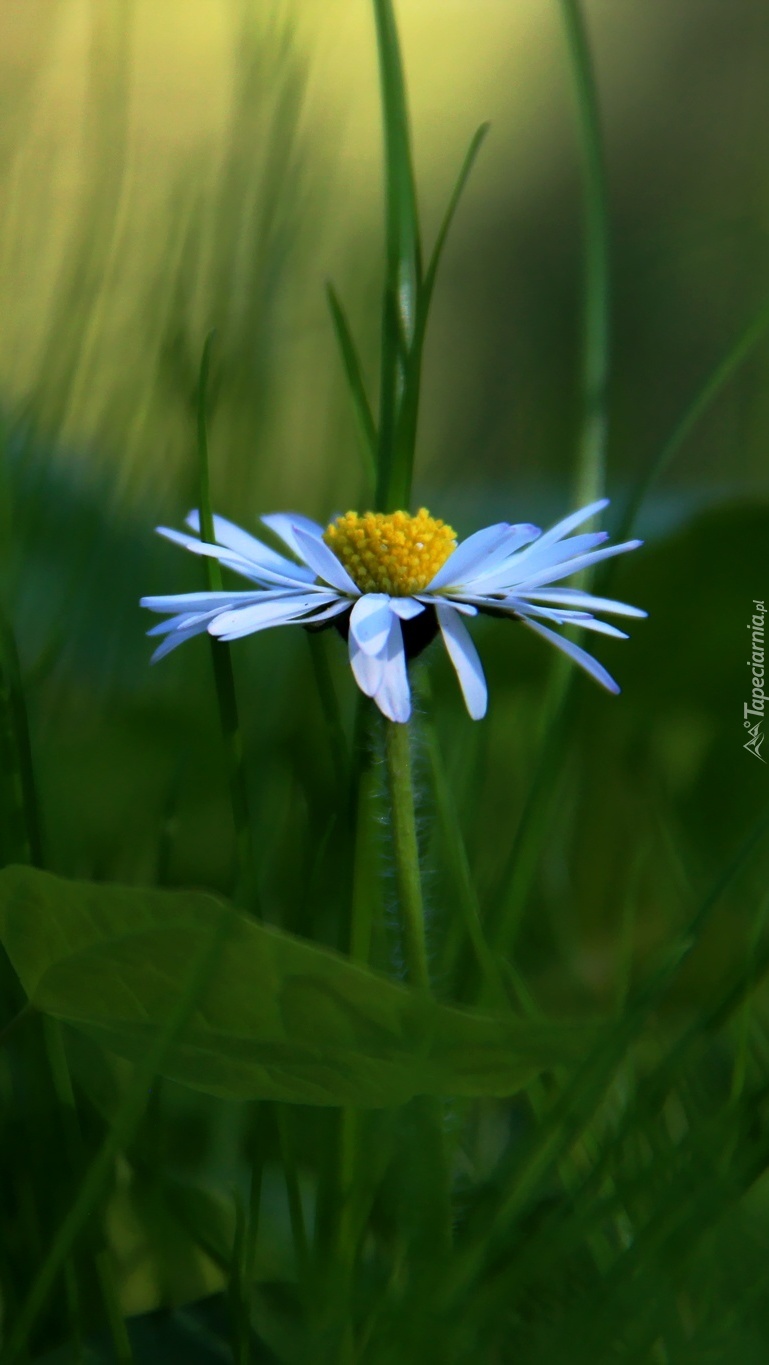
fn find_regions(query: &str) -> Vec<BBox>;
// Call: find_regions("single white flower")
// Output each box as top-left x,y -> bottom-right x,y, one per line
140,499 -> 645,723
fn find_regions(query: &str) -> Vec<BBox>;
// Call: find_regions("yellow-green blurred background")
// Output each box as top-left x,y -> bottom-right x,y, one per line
3,0 -> 769,511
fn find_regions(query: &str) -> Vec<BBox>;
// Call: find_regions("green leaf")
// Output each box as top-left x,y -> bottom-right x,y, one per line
421,122 -> 489,316
326,282 -> 378,487
372,0 -> 422,511
617,293 -> 769,542
388,126 -> 490,516
194,331 -> 258,914
0,866 -> 592,1107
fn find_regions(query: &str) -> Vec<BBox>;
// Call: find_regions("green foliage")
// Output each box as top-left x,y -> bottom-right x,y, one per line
0,865 -> 591,1106
327,0 -> 488,513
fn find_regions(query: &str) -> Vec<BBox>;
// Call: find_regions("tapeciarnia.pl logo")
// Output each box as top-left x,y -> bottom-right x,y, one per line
744,599 -> 766,762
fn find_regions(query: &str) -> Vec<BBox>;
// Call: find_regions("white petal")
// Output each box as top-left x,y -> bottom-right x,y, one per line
522,588 -> 647,618
301,598 -> 352,626
292,527 -> 361,595
148,612 -> 207,637
448,524 -> 542,588
349,633 -> 385,697
434,532 -> 607,597
497,531 -> 609,585
427,523 -> 520,591
150,617 -> 212,661
185,510 -> 315,582
436,604 -> 487,720
261,512 -> 326,560
515,602 -> 628,639
506,602 -> 594,625
510,539 -> 642,592
349,594 -> 393,655
141,589 -> 275,615
373,616 -> 411,723
524,498 -> 609,553
419,595 -> 477,616
519,614 -> 621,694
573,617 -> 629,640
208,593 -> 338,640
389,597 -> 425,620
157,526 -> 314,588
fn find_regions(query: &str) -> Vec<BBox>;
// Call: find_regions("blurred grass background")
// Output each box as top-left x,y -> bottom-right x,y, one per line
1,0 -> 769,1359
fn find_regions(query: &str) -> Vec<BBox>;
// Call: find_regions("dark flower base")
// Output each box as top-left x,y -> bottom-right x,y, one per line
305,604 -> 440,660
305,601 -> 520,661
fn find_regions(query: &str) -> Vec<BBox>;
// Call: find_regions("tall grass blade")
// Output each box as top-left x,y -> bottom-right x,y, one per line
0,898 -> 242,1365
445,807 -> 769,1307
372,0 -> 422,510
196,333 -> 260,915
422,123 -> 489,313
326,284 -> 378,489
489,0 -> 609,959
618,294 -> 769,541
392,124 -> 490,518
0,611 -> 43,871
557,0 -> 611,514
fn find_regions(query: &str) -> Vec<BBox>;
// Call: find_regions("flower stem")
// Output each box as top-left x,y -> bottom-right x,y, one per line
384,720 -> 430,991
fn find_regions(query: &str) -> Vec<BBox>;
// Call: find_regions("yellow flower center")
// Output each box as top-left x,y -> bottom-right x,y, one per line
323,508 -> 457,596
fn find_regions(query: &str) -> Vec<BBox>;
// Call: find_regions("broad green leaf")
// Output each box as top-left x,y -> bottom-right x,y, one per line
0,866 -> 592,1107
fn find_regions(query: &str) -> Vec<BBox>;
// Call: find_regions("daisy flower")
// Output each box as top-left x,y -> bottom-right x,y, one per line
140,499 -> 645,723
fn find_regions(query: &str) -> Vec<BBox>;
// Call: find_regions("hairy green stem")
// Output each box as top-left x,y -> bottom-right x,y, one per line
384,720 -> 430,990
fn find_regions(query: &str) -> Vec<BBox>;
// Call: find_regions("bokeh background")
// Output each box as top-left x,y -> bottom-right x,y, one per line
2,0 -> 769,1348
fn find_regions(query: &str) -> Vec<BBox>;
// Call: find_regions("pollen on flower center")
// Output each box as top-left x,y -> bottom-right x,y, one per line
323,508 -> 457,596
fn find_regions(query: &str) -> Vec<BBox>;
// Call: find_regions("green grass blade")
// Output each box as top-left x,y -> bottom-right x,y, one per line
0,896 -> 242,1365
421,122 -> 489,313
0,610 -> 44,870
476,916 -> 769,1318
326,283 -> 378,490
373,0 -> 422,311
421,712 -> 512,1013
195,333 -> 260,915
372,0 -> 422,510
0,420 -> 42,871
445,808 -> 769,1307
486,680 -> 576,958
618,294 -> 769,541
558,0 -> 611,515
371,11 -> 487,513
488,0 -> 609,957
388,125 -> 490,514
195,330 -> 219,554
